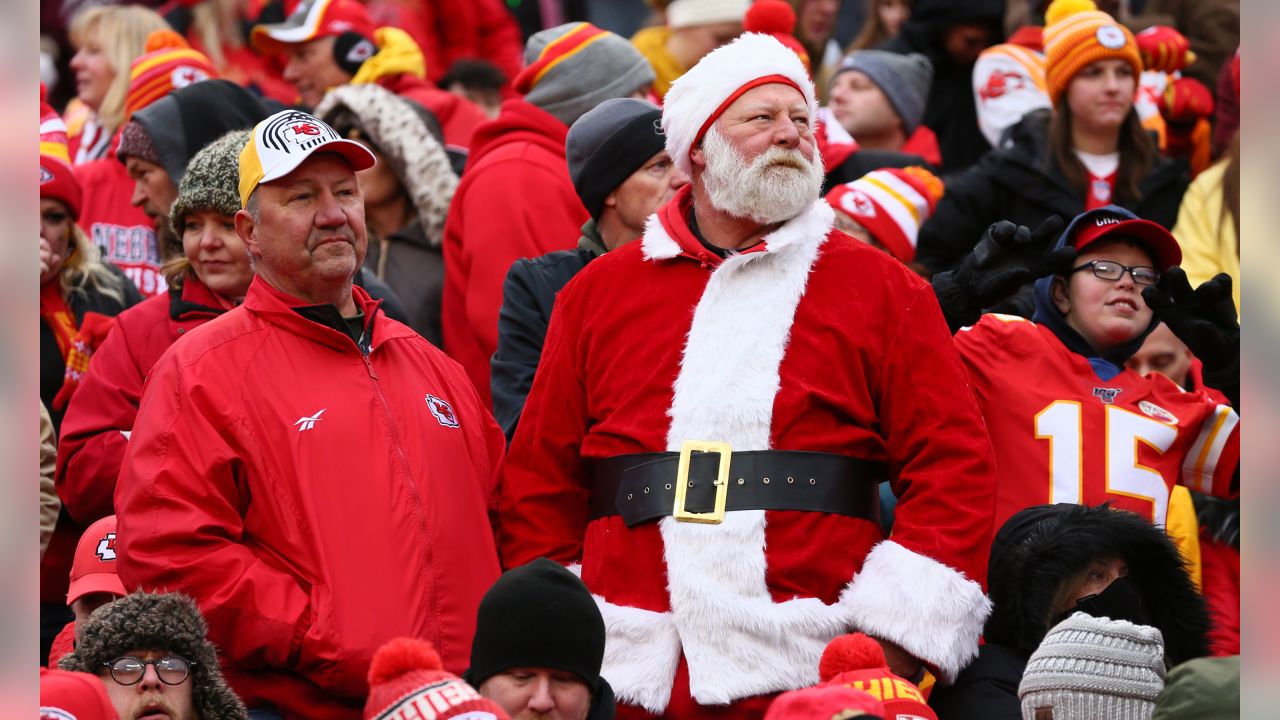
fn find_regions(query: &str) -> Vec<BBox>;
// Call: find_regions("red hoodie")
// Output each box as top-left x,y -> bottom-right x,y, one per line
441,98 -> 589,408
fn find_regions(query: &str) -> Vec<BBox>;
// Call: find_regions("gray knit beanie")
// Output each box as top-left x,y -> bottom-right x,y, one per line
170,129 -> 250,238
1019,612 -> 1167,720
833,50 -> 933,134
516,22 -> 656,127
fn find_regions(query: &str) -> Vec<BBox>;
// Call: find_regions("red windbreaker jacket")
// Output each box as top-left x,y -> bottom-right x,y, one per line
441,98 -> 589,408
56,277 -> 225,525
116,279 -> 505,719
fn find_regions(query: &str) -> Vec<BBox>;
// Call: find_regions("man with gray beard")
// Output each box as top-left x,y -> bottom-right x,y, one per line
499,33 -> 998,718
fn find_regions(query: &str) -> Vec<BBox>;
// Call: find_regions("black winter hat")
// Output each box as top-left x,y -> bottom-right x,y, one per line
466,558 -> 607,692
566,98 -> 666,220
59,592 -> 248,720
985,503 -> 1210,665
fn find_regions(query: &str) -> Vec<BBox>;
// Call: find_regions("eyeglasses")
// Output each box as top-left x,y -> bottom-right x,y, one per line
1070,260 -> 1160,286
100,656 -> 196,686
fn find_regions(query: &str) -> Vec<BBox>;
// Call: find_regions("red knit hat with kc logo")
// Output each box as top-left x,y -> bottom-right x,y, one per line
364,638 -> 510,720
66,515 -> 126,606
819,633 -> 939,720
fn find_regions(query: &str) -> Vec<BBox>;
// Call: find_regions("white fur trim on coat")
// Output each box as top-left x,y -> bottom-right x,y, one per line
640,212 -> 681,261
842,539 -> 992,684
663,33 -> 818,177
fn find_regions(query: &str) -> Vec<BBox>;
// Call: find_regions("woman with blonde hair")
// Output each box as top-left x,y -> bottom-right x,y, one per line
65,4 -> 168,163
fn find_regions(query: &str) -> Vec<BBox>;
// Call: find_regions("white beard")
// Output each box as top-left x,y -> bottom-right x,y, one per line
700,125 -> 825,225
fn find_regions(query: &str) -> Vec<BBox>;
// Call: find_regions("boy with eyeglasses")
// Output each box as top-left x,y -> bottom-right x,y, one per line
57,592 -> 247,720
941,205 -> 1239,537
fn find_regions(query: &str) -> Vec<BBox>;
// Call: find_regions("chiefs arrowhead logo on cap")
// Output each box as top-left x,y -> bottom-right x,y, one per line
95,531 -> 117,561
39,165 -> 54,184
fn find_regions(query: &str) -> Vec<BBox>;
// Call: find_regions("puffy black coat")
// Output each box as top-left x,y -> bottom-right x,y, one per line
491,232 -> 601,442
915,111 -> 1190,277
929,504 -> 1211,720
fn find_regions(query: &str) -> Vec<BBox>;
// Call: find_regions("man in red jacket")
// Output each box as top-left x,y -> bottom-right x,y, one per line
115,110 -> 506,720
441,22 -> 655,409
500,33 -> 996,718
251,0 -> 488,151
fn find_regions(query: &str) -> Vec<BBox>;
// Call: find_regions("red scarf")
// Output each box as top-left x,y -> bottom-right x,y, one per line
40,281 -> 115,409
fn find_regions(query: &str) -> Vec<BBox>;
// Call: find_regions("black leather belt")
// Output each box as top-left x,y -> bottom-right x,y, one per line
588,448 -> 883,527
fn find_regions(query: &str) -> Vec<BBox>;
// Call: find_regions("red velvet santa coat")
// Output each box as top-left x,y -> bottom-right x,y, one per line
500,186 -> 995,716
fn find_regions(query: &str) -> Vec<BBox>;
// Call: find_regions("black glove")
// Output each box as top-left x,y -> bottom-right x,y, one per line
1142,269 -> 1239,405
932,215 -> 1073,334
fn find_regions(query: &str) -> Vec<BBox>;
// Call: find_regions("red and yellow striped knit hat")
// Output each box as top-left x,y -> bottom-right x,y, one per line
1042,0 -> 1141,105
123,30 -> 218,121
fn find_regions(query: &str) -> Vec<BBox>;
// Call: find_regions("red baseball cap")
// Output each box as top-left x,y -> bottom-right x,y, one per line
66,515 -> 126,606
252,0 -> 375,54
40,667 -> 119,720
1064,205 -> 1182,271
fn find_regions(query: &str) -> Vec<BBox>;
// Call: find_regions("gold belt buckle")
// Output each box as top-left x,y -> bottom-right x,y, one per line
673,440 -> 732,524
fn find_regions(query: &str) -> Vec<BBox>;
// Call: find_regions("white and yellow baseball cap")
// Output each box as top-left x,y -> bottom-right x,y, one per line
238,109 -> 376,207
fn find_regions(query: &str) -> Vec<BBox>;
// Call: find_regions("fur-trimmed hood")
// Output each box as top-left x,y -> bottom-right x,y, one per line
315,83 -> 458,249
985,504 -> 1210,666
58,592 -> 247,720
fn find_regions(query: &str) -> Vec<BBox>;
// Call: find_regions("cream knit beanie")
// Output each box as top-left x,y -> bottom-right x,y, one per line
1019,612 -> 1167,720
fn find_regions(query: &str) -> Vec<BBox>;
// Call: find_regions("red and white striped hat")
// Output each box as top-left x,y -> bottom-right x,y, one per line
825,166 -> 944,263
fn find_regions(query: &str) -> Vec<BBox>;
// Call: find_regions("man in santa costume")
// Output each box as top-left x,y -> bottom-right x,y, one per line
499,32 -> 996,718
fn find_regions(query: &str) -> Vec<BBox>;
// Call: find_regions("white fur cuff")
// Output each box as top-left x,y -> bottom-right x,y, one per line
842,540 -> 992,683
595,597 -> 682,714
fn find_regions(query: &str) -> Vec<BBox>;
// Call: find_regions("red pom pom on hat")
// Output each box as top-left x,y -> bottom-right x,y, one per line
363,637 -> 510,720
744,0 -> 797,34
819,632 -> 888,682
367,636 -> 444,686
742,0 -> 811,72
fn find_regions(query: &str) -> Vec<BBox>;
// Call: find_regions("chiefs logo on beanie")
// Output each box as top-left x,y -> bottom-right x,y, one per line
364,638 -> 509,720
819,633 -> 939,720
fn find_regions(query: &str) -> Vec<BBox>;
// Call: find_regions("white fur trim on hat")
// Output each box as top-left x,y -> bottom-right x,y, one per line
662,32 -> 817,178
666,0 -> 750,29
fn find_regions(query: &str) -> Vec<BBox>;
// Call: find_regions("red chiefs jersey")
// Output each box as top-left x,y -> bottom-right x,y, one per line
956,314 -> 1238,531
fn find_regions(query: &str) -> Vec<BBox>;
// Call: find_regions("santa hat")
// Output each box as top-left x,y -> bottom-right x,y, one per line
824,166 -> 943,263
364,638 -> 510,720
663,32 -> 817,178
819,633 -> 939,720
764,683 -> 886,720
40,85 -> 82,219
1043,0 -> 1141,105
742,0 -> 810,73
123,30 -> 218,121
